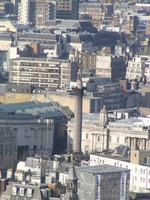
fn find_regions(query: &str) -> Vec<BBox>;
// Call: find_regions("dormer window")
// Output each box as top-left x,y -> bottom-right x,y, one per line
27,188 -> 32,197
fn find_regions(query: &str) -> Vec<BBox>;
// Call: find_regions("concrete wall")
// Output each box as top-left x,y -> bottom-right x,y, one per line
76,170 -> 96,200
0,118 -> 55,168
76,168 -> 130,200
5,93 -> 45,104
90,153 -> 150,193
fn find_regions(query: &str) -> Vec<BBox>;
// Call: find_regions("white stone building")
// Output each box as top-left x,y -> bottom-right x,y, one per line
126,56 -> 145,81
19,0 -> 31,24
96,55 -> 126,82
67,107 -> 150,154
9,57 -> 78,90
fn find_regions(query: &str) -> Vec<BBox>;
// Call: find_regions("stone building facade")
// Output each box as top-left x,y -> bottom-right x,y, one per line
67,107 -> 150,154
0,101 -> 73,170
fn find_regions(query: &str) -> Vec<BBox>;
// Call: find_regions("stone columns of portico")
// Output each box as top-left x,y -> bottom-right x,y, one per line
146,140 -> 148,150
142,138 -> 146,150
133,138 -> 137,150
139,138 -> 142,150
128,138 -> 147,150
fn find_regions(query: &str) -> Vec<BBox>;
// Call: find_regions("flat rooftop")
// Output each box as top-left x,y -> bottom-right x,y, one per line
114,117 -> 150,127
78,165 -> 129,174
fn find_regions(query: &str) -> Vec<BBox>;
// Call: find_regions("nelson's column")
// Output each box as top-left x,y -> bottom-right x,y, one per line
73,62 -> 86,153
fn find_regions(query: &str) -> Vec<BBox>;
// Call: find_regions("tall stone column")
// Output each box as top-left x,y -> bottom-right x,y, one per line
73,67 -> 86,153
73,89 -> 82,153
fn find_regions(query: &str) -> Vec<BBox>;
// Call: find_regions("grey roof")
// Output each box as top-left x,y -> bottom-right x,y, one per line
79,21 -> 93,28
18,32 -> 59,42
13,56 -> 70,63
67,33 -> 94,43
110,117 -> 150,128
44,20 -> 98,33
78,165 -> 129,174
56,20 -> 79,29
114,145 -> 130,157
12,23 -> 28,30
82,113 -> 99,123
0,33 -> 12,41
0,101 -> 73,120
114,118 -> 143,125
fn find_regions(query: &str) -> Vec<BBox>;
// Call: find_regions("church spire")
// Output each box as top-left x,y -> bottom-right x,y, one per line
65,155 -> 78,200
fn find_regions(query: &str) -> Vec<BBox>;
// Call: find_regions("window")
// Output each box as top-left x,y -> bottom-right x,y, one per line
20,188 -> 24,197
97,136 -> 100,141
85,146 -> 89,153
134,153 -> 136,157
135,176 -> 137,180
120,175 -> 125,198
134,186 -> 136,190
27,189 -> 32,197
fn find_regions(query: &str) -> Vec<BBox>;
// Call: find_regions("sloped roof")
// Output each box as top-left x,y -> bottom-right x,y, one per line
18,32 -> 59,42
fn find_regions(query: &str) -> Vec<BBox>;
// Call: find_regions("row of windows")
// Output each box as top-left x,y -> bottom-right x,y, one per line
91,157 -> 150,179
135,167 -> 150,175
